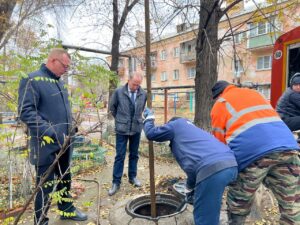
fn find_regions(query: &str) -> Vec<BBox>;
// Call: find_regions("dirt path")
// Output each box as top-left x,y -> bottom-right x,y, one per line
17,141 -> 280,225
20,144 -> 185,225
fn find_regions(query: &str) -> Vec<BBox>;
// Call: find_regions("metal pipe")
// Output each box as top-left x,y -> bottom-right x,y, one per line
144,0 -> 156,218
74,178 -> 101,225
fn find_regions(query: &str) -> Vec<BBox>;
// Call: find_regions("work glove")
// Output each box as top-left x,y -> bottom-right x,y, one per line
143,107 -> 155,123
184,187 -> 194,205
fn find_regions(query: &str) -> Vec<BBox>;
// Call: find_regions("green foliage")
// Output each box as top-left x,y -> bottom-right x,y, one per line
1,217 -> 14,225
70,54 -> 116,112
82,200 -> 93,208
0,38 -> 63,112
50,187 -> 73,204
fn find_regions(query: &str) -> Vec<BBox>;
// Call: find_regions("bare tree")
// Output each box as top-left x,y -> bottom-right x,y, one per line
0,0 -> 81,50
109,0 -> 140,98
194,0 -> 243,129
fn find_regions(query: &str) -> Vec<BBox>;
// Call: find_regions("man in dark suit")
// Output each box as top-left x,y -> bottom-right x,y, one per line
18,48 -> 87,225
108,72 -> 147,196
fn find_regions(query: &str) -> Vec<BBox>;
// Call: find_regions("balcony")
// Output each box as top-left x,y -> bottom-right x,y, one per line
180,52 -> 196,63
247,32 -> 281,50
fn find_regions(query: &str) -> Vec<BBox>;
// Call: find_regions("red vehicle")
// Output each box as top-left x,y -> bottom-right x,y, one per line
271,26 -> 300,107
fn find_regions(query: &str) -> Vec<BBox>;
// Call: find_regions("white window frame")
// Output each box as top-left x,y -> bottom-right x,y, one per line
257,86 -> 270,99
234,32 -> 246,44
151,74 -> 156,82
160,50 -> 167,60
249,18 -> 274,38
187,67 -> 196,79
161,71 -> 168,81
173,47 -> 179,57
173,70 -> 179,80
256,55 -> 272,70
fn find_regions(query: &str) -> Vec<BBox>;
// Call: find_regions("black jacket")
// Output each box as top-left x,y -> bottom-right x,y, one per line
276,88 -> 300,118
18,64 -> 72,166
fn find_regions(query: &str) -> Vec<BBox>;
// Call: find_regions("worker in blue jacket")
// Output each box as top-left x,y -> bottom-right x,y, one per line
143,108 -> 238,225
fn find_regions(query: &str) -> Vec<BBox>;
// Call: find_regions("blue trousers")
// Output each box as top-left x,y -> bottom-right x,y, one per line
193,167 -> 238,225
112,132 -> 141,185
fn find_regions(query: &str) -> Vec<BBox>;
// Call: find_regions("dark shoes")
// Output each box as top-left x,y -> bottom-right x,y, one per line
108,183 -> 120,196
129,177 -> 142,187
60,208 -> 88,221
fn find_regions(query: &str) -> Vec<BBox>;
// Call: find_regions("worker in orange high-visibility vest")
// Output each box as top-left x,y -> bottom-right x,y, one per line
210,81 -> 300,225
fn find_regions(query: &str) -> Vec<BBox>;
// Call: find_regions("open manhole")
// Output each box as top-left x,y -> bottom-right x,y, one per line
125,193 -> 186,221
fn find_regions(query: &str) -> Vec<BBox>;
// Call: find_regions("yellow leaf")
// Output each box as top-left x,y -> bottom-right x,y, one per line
42,135 -> 54,144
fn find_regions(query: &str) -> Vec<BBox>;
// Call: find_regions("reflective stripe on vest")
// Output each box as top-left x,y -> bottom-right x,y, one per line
212,127 -> 225,135
217,98 -> 278,144
226,116 -> 282,143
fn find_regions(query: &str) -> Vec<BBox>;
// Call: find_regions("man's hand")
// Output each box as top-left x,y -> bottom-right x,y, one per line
143,107 -> 155,122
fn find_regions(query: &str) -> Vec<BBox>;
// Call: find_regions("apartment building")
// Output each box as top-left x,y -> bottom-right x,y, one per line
117,0 -> 300,100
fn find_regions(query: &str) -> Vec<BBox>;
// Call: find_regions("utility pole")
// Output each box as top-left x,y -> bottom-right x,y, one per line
144,0 -> 156,218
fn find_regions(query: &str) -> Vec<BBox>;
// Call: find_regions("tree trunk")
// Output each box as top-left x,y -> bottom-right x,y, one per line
109,28 -> 121,99
194,0 -> 221,130
0,1 -> 17,43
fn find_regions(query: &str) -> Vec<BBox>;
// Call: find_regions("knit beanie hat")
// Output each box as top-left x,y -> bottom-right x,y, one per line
290,73 -> 300,86
211,80 -> 230,99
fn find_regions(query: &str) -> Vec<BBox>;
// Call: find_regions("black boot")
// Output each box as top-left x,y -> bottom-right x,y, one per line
228,212 -> 247,225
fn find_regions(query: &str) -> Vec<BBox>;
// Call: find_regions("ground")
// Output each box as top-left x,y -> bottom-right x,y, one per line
11,140 -> 280,225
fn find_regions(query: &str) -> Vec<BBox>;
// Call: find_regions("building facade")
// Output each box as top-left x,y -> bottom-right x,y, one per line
117,0 -> 300,100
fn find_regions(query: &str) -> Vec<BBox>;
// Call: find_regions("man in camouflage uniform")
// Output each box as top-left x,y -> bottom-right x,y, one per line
210,81 -> 300,225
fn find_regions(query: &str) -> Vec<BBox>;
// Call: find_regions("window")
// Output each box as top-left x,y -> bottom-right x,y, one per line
118,59 -> 124,67
257,56 -> 271,70
173,70 -> 179,80
161,71 -> 168,81
257,86 -> 270,99
234,32 -> 246,44
249,18 -> 274,37
130,57 -> 137,72
187,67 -> 196,79
151,74 -> 156,82
173,47 -> 180,57
160,50 -> 167,60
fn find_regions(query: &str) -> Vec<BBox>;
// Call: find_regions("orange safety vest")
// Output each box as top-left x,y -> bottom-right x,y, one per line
211,85 -> 280,144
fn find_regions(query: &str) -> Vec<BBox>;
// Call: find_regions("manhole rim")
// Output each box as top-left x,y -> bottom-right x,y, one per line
125,192 -> 187,221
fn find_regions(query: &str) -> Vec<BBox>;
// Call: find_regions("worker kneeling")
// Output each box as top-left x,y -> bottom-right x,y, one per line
143,108 -> 238,225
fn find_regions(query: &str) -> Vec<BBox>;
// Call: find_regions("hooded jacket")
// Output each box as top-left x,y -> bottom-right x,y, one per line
211,85 -> 299,171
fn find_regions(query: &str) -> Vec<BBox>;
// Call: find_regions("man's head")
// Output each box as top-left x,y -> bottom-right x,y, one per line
290,73 -> 300,92
128,72 -> 143,92
46,48 -> 71,77
211,80 -> 230,99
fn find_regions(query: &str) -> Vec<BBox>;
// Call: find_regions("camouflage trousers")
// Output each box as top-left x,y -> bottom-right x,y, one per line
227,150 -> 300,225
